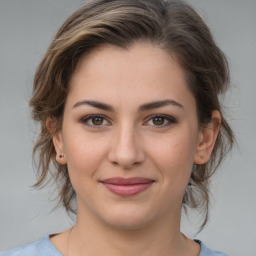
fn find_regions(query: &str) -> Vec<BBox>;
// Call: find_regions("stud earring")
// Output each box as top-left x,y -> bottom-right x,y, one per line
59,154 -> 64,158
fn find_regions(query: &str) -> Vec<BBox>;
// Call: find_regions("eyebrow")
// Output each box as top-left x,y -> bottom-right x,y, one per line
73,100 -> 114,111
138,99 -> 184,111
72,99 -> 184,111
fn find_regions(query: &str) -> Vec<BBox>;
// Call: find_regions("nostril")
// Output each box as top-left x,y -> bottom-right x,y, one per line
107,135 -> 145,168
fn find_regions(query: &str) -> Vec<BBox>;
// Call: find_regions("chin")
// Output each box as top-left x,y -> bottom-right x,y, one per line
100,207 -> 154,230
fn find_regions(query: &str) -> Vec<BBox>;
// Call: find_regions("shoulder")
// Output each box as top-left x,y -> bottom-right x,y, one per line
197,240 -> 230,256
0,236 -> 62,256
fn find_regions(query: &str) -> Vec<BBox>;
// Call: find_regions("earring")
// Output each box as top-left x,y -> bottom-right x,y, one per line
59,154 -> 64,158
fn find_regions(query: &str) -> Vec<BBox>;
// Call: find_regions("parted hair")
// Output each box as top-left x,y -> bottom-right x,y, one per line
30,0 -> 234,230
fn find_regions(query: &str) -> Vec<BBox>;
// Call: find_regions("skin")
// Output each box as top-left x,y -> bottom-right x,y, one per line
48,42 -> 220,256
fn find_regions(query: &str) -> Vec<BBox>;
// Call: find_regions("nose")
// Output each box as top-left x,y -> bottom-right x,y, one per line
107,124 -> 145,169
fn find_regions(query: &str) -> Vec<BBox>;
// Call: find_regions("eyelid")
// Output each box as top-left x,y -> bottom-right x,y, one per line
79,113 -> 176,128
144,114 -> 177,127
80,114 -> 111,127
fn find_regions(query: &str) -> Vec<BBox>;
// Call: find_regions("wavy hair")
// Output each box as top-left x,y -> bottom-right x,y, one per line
30,0 -> 234,230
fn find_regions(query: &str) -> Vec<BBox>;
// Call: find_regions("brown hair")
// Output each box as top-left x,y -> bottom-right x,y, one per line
30,0 -> 234,229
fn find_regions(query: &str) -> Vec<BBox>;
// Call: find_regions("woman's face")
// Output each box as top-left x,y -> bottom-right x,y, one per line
53,43 -> 212,229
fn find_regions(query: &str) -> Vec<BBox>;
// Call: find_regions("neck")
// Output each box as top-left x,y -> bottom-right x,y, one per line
68,203 -> 195,256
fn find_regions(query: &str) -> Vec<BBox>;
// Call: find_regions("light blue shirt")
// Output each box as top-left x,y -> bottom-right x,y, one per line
0,236 -> 229,256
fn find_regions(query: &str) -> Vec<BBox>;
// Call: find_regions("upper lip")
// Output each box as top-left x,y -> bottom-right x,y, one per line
100,177 -> 154,185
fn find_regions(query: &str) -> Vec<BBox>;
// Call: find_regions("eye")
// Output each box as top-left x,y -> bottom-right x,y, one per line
152,116 -> 166,125
80,115 -> 110,127
145,114 -> 176,128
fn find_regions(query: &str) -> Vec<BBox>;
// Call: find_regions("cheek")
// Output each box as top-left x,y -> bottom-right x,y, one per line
62,128 -> 109,180
63,137 -> 109,200
149,130 -> 197,184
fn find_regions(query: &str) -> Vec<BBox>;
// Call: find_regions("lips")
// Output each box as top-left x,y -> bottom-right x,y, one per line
100,177 -> 154,196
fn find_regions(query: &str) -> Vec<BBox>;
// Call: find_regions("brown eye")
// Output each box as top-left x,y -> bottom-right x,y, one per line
81,115 -> 109,127
152,117 -> 165,125
144,114 -> 176,128
92,116 -> 104,125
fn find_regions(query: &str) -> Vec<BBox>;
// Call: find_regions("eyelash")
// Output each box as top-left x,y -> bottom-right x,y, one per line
80,114 -> 110,128
144,114 -> 177,128
79,114 -> 176,128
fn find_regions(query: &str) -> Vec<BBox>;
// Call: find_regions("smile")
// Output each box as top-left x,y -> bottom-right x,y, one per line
100,177 -> 155,196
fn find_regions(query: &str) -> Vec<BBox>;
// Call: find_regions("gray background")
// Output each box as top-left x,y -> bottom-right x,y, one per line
0,0 -> 255,254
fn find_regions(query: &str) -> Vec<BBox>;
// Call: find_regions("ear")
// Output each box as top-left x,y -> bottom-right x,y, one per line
194,110 -> 221,164
46,117 -> 67,165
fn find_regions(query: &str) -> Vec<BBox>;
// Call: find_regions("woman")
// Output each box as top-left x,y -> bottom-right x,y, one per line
1,0 -> 234,255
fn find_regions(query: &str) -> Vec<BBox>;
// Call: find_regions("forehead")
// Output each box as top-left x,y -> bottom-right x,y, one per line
68,42 -> 196,111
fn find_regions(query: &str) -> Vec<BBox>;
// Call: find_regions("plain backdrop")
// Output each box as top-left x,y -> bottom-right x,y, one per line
0,0 -> 256,254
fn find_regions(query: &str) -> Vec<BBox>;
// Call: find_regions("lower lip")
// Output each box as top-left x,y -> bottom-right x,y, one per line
102,182 -> 153,196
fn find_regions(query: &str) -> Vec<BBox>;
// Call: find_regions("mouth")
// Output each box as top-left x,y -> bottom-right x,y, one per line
100,177 -> 155,196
